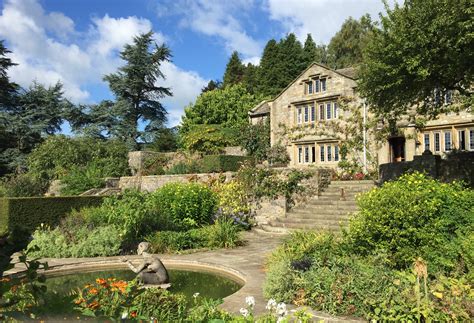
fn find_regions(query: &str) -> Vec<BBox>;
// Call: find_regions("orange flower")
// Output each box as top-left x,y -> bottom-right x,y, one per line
111,281 -> 128,293
0,277 -> 11,283
88,301 -> 100,309
10,285 -> 18,292
84,284 -> 92,288
74,298 -> 85,305
88,288 -> 99,295
96,278 -> 107,286
107,277 -> 116,282
130,311 -> 137,318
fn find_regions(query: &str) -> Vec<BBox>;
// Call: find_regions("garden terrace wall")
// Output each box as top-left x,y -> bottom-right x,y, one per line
119,172 -> 235,192
379,151 -> 474,187
0,196 -> 104,236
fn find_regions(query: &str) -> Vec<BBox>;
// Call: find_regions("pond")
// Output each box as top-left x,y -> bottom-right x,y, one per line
11,268 -> 242,320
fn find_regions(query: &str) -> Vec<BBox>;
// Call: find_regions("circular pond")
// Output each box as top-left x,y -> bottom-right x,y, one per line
13,268 -> 242,320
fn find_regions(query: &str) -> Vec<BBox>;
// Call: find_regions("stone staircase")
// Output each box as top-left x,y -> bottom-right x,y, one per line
262,180 -> 376,233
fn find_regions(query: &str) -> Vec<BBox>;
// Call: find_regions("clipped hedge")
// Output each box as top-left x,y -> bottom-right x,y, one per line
199,155 -> 253,173
0,196 -> 104,236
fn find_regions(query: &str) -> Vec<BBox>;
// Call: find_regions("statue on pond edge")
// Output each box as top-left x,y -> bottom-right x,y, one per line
121,242 -> 170,287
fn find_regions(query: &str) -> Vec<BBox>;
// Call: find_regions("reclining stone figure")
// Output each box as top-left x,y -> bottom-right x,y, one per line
121,242 -> 169,286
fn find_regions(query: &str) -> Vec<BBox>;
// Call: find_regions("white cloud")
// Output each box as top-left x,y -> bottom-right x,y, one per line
158,0 -> 262,58
0,0 -> 207,126
264,0 -> 390,43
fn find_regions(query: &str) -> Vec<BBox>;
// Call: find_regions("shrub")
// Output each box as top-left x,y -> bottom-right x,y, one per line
146,220 -> 242,253
0,196 -> 104,237
212,180 -> 250,216
165,160 -> 201,175
0,174 -> 48,197
148,183 -> 218,230
199,155 -> 253,173
266,144 -> 290,166
345,172 -> 474,273
60,163 -> 106,195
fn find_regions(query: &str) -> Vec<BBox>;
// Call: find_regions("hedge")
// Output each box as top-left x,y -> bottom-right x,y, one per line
199,155 -> 253,173
0,196 -> 104,236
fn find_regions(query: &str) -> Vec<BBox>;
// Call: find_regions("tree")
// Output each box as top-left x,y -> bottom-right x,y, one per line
180,84 -> 264,135
223,51 -> 245,88
0,40 -> 18,109
327,15 -> 374,69
242,63 -> 259,94
148,127 -> 178,152
238,119 -> 270,162
278,33 -> 305,88
102,31 -> 172,149
0,82 -> 71,173
201,80 -> 222,93
359,0 -> 473,121
256,39 -> 281,97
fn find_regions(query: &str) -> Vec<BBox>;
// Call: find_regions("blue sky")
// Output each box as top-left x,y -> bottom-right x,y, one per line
0,0 -> 390,127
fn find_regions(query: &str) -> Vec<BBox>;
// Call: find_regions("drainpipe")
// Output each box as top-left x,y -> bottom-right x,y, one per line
363,101 -> 368,173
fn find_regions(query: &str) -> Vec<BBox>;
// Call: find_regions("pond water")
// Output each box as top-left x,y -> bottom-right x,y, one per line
13,269 -> 242,320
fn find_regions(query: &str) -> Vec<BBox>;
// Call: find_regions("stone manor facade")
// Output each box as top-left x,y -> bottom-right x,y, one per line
249,63 -> 474,169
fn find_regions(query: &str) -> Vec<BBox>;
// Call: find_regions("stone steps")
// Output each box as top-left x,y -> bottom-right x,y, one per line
261,179 -> 375,232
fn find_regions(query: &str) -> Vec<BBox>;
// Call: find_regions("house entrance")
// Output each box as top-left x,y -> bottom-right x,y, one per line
388,136 -> 406,162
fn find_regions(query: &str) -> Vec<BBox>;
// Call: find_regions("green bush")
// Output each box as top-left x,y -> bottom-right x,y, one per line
27,135 -> 129,182
146,219 -> 242,253
0,174 -> 49,197
165,160 -> 201,175
345,172 -> 474,273
82,190 -> 175,244
199,155 -> 253,173
0,196 -> 104,236
60,162 -> 107,195
148,183 -> 218,230
264,231 -> 474,321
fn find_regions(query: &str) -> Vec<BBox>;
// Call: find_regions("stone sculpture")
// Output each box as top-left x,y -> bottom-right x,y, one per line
121,242 -> 169,286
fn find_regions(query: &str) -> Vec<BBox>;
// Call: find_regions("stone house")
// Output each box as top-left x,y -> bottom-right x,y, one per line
249,62 -> 474,170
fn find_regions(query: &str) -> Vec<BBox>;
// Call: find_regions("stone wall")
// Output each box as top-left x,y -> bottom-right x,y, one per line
223,146 -> 247,156
119,172 -> 235,192
379,150 -> 474,187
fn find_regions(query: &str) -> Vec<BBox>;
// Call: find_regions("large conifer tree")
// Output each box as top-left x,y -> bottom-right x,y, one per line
223,51 -> 245,88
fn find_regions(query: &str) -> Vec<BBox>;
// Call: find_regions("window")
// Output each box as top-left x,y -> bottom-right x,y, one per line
326,103 -> 332,119
334,145 -> 339,161
297,108 -> 302,124
434,132 -> 441,152
311,105 -> 316,122
445,91 -> 453,104
444,131 -> 452,151
458,130 -> 466,150
304,147 -> 310,163
312,146 -> 316,163
304,107 -> 309,122
470,130 -> 474,150
315,79 -> 320,93
307,82 -> 313,94
321,78 -> 327,91
298,147 -> 302,163
320,145 -> 325,162
319,104 -> 325,120
333,102 -> 338,119
424,133 -> 430,151
327,145 -> 332,161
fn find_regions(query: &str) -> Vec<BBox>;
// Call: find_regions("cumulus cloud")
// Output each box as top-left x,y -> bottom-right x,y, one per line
0,0 -> 207,125
264,0 -> 390,43
157,0 -> 262,58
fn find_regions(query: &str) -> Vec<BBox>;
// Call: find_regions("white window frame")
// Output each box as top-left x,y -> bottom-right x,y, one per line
434,132 -> 441,152
307,81 -> 313,94
298,147 -> 303,163
297,108 -> 302,124
444,131 -> 452,151
458,130 -> 466,150
311,105 -> 316,122
327,145 -> 332,161
319,104 -> 325,120
321,78 -> 327,91
320,145 -> 325,162
315,79 -> 320,93
304,106 -> 309,123
424,133 -> 430,151
469,129 -> 474,151
334,145 -> 339,161
333,102 -> 338,119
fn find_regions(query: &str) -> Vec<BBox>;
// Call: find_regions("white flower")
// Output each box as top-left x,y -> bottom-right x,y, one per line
266,298 -> 277,311
277,317 -> 285,323
121,312 -> 128,319
276,302 -> 288,317
240,308 -> 249,317
245,296 -> 255,307
193,292 -> 200,298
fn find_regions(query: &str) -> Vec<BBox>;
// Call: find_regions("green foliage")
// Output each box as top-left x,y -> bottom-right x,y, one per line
264,231 -> 474,321
345,172 -> 474,273
213,180 -> 251,216
223,51 -> 245,88
132,287 -> 187,321
266,144 -> 290,166
0,196 -> 104,237
179,124 -> 238,154
302,33 -> 328,67
27,135 -> 129,182
199,155 -> 253,173
60,163 -> 107,195
358,0 -> 473,119
327,15 -> 374,69
69,32 -> 172,148
147,183 -> 218,230
238,119 -> 270,162
165,160 -> 201,175
147,127 -> 178,152
0,173 -> 48,197
180,84 -> 264,143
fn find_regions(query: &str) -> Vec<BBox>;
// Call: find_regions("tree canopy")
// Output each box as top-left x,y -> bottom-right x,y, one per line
223,51 -> 245,88
358,0 -> 473,119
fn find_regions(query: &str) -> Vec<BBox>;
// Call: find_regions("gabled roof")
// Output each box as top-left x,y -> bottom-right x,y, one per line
249,100 -> 271,117
271,62 -> 357,102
